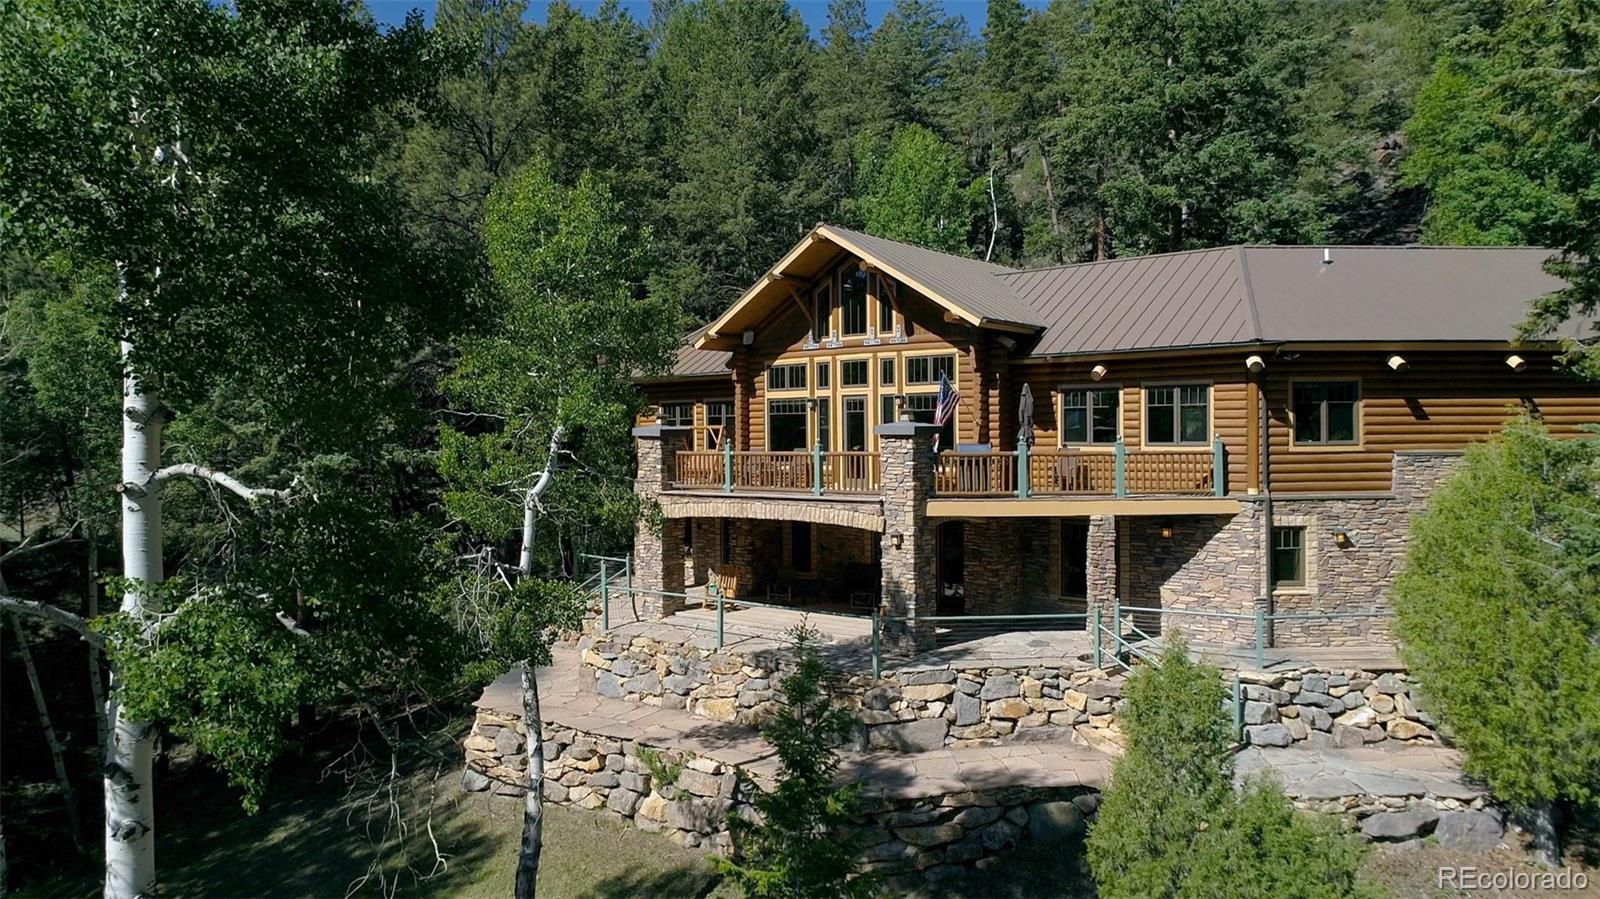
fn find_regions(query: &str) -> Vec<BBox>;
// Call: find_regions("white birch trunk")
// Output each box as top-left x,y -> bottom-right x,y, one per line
513,427 -> 562,899
105,340 -> 161,899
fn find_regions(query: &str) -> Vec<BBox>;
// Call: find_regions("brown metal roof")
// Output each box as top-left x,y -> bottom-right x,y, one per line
1004,245 -> 1570,355
666,324 -> 732,378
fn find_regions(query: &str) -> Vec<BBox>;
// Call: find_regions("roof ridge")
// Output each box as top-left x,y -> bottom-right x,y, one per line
1006,245 -> 1241,277
1234,246 -> 1263,342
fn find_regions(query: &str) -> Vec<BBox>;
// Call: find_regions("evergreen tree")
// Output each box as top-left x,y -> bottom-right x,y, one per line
812,0 -> 886,223
652,0 -> 824,320
1046,0 -> 1327,256
866,0 -> 972,139
1393,417 -> 1600,864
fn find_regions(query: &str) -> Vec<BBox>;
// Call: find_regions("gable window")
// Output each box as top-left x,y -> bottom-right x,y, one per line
840,264 -> 868,336
767,399 -> 809,451
812,281 -> 832,343
1271,526 -> 1305,588
767,363 -> 806,392
878,279 -> 895,334
1293,382 -> 1359,445
905,354 -> 956,385
1061,388 -> 1120,445
660,402 -> 694,428
841,359 -> 869,387
1145,385 -> 1209,445
880,358 -> 896,387
815,361 -> 830,389
705,400 -> 734,448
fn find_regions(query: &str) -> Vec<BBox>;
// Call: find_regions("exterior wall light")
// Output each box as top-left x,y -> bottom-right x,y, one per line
1160,521 -> 1174,540
890,530 -> 904,550
1090,364 -> 1108,381
1245,354 -> 1266,373
1386,354 -> 1409,372
1333,528 -> 1352,548
1506,354 -> 1527,372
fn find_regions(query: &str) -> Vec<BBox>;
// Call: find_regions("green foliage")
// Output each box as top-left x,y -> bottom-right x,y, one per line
1088,639 -> 1372,899
720,628 -> 871,899
1394,417 -> 1600,809
636,746 -> 685,788
853,125 -> 982,253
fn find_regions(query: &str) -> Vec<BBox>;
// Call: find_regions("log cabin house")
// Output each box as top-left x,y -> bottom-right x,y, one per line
629,224 -> 1599,650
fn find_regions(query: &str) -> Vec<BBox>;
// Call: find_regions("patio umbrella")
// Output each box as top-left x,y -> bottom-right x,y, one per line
1019,382 -> 1036,447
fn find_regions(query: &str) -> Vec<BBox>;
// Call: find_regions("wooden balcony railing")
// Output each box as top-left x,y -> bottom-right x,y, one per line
673,449 -> 880,495
671,438 -> 1224,499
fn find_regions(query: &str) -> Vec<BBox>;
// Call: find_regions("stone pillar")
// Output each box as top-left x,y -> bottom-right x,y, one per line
1087,514 -> 1118,659
876,420 -> 940,650
631,424 -> 692,618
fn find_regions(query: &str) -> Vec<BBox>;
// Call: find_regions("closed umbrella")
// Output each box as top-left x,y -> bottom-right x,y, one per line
1019,383 -> 1035,447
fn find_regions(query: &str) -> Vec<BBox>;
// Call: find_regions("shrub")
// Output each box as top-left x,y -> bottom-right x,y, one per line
1087,637 -> 1373,898
719,628 -> 872,899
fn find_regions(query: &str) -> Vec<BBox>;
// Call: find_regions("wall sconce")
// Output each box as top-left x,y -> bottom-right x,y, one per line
1245,354 -> 1266,374
1333,528 -> 1351,548
1506,354 -> 1527,372
1160,520 -> 1174,540
1090,364 -> 1108,381
1386,354 -> 1409,372
890,530 -> 904,550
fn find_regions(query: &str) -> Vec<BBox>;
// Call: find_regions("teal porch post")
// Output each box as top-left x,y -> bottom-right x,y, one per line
723,438 -> 733,493
1113,438 -> 1127,497
1212,433 -> 1226,496
1016,428 -> 1031,498
812,440 -> 824,496
599,559 -> 610,631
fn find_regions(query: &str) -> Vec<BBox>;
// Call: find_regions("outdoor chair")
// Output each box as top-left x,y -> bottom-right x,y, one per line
710,566 -> 740,603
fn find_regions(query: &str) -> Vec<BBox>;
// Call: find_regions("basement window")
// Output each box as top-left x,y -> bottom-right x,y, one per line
1271,527 -> 1305,588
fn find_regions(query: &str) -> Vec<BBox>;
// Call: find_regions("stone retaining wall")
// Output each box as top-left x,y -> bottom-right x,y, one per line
581,632 -> 1441,752
1238,668 -> 1440,749
462,706 -> 1102,887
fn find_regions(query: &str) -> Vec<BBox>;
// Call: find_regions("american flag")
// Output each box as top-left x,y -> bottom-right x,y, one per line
933,371 -> 960,452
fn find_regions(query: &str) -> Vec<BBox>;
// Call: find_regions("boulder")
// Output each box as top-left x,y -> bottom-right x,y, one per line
988,698 -> 1034,720
607,789 -> 641,816
662,674 -> 695,695
902,683 -> 955,703
1331,725 -> 1367,749
1302,674 -> 1328,694
1360,807 -> 1439,842
1082,679 -> 1124,700
1335,707 -> 1379,729
637,793 -> 669,822
1373,673 -> 1406,695
902,668 -> 957,686
1246,724 -> 1293,747
666,796 -> 728,833
1435,810 -> 1505,852
461,767 -> 490,792
1301,707 -> 1333,732
861,686 -> 897,711
869,719 -> 950,752
896,823 -> 965,847
697,697 -> 737,721
1386,719 -> 1432,741
675,768 -> 730,799
1297,691 -> 1343,712
1243,701 -> 1279,725
1024,801 -> 1086,845
980,675 -> 1020,701
594,672 -> 624,699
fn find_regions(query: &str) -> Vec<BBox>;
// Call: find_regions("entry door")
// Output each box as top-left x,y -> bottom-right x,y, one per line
844,396 -> 868,451
937,521 -> 965,615
1061,519 -> 1089,614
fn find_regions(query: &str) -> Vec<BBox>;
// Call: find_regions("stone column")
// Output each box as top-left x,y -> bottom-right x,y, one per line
631,424 -> 692,618
876,420 -> 940,650
1087,514 -> 1118,659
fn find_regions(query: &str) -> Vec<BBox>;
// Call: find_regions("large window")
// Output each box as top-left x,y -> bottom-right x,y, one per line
811,281 -> 832,343
905,354 -> 956,385
880,358 -> 896,387
767,399 -> 809,451
844,396 -> 868,451
904,393 -> 956,450
660,402 -> 694,428
1271,526 -> 1305,588
816,398 -> 830,452
1061,388 -> 1120,444
841,359 -> 869,387
815,361 -> 830,389
840,263 -> 868,336
1145,385 -> 1209,445
705,400 -> 734,448
1293,382 -> 1359,445
767,363 -> 806,391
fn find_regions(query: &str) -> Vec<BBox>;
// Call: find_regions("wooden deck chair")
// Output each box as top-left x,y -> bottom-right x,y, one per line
710,566 -> 740,602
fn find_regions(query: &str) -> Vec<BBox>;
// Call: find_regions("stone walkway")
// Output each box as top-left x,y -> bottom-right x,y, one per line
478,644 -> 1114,799
1238,744 -> 1484,802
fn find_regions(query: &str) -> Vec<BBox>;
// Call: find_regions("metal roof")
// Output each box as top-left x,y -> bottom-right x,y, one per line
665,323 -> 731,378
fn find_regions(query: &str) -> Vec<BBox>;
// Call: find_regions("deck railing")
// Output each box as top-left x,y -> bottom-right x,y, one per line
671,435 -> 1225,498
673,445 -> 881,495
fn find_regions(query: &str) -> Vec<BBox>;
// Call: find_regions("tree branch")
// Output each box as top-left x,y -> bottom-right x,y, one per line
0,595 -> 104,647
149,464 -> 291,502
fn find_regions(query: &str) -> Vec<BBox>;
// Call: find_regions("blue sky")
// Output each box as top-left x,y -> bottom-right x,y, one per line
366,1 -> 1043,35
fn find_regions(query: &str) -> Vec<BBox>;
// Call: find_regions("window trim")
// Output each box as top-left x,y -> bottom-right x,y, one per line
811,279 -> 833,345
838,357 -> 871,389
703,398 -> 735,450
903,351 -> 958,386
659,401 -> 695,429
766,362 -> 808,393
1140,381 -> 1213,449
765,397 -> 811,451
838,262 -> 869,337
1056,383 -> 1123,448
1287,378 -> 1363,450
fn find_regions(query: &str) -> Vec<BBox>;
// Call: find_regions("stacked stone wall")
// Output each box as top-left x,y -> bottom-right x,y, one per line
463,707 -> 1102,887
1121,507 -> 1263,644
1237,667 -> 1440,748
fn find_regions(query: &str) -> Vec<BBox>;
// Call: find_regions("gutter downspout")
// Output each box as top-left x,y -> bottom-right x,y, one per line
1257,366 -> 1274,653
